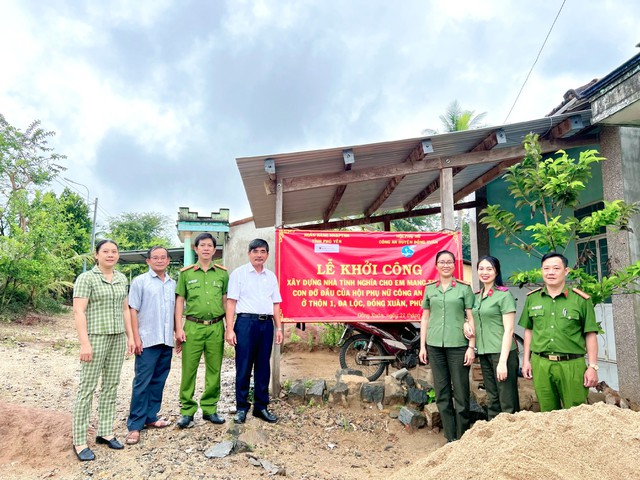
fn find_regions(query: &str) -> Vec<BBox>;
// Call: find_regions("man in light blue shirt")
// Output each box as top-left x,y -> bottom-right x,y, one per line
225,239 -> 283,424
125,246 -> 177,445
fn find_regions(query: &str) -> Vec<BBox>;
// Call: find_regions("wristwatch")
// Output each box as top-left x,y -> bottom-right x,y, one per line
587,363 -> 599,371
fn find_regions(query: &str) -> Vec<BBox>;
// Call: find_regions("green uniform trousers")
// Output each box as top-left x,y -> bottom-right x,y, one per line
72,333 -> 127,445
531,353 -> 588,411
179,320 -> 224,416
427,345 -> 471,441
478,350 -> 520,419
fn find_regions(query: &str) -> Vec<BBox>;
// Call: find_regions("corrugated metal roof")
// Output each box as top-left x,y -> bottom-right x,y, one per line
237,110 -> 594,228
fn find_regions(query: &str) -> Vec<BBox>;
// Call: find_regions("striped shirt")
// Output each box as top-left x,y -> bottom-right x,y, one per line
73,266 -> 128,334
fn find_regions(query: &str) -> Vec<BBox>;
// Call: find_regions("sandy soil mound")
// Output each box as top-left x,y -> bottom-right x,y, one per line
390,402 -> 640,480
0,403 -> 75,476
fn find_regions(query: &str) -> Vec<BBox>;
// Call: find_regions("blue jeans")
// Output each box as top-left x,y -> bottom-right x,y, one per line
234,316 -> 274,412
127,344 -> 173,431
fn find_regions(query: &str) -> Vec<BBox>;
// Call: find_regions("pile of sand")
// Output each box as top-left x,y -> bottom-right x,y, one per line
391,402 -> 640,480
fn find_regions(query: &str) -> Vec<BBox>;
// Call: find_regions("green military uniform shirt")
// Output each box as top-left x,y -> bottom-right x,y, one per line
518,286 -> 599,355
422,278 -> 474,348
472,286 -> 517,355
73,266 -> 128,335
176,262 -> 229,319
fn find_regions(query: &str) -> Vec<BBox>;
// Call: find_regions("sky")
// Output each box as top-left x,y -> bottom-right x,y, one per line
1,0 -> 638,244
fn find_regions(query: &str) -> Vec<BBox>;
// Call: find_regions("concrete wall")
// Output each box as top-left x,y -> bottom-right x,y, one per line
224,220 -> 276,273
600,125 -> 640,401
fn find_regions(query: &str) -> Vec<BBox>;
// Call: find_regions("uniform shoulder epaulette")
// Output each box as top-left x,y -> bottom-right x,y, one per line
456,279 -> 470,285
527,287 -> 543,296
496,286 -> 510,292
572,287 -> 591,299
214,264 -> 228,271
180,264 -> 196,272
425,280 -> 437,286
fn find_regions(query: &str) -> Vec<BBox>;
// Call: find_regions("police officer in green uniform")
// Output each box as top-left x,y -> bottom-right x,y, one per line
418,250 -> 475,442
175,233 -> 229,428
519,252 -> 600,412
472,256 -> 519,419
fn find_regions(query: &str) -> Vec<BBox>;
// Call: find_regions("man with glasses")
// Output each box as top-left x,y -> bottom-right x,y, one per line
125,246 -> 176,445
519,252 -> 600,411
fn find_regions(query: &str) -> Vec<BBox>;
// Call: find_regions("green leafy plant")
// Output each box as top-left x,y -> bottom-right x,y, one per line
480,133 -> 640,305
320,323 -> 345,347
289,327 -> 301,343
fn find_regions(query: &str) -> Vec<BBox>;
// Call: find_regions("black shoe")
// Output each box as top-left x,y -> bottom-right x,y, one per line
233,410 -> 247,424
73,446 -> 95,461
177,415 -> 194,429
253,408 -> 277,423
202,413 -> 225,424
95,436 -> 124,450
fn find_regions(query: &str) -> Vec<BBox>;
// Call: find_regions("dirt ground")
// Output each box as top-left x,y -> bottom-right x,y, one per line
0,313 -> 444,480
3,313 -> 640,480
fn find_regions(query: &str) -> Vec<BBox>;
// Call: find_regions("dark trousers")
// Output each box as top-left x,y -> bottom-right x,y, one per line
127,344 -> 172,431
427,345 -> 470,441
234,316 -> 274,412
478,349 -> 520,419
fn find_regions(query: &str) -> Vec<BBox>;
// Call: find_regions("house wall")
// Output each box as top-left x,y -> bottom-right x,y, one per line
600,125 -> 640,401
224,221 -> 276,273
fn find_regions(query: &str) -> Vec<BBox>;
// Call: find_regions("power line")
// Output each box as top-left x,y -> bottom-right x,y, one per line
503,0 -> 567,124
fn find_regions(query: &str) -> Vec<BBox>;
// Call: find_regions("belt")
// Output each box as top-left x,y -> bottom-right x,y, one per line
534,352 -> 584,362
186,315 -> 224,325
237,313 -> 274,321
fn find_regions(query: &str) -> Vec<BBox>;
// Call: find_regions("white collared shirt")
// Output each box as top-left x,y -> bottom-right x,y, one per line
227,263 -> 282,314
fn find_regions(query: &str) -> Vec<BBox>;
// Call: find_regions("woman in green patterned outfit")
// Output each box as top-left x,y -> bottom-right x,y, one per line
471,255 -> 520,419
72,240 -> 135,461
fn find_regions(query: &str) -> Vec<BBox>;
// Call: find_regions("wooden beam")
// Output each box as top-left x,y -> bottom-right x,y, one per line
549,117 -> 575,139
453,159 -> 520,202
300,200 -> 483,230
404,177 -> 440,211
274,136 -> 597,194
471,131 -> 499,152
364,138 -> 433,217
440,168 -> 455,230
365,175 -> 405,217
323,184 -> 347,222
404,166 -> 465,211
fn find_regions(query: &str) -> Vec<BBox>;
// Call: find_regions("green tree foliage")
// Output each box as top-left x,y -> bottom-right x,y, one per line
423,100 -> 488,134
0,114 -> 66,232
0,115 -> 92,315
480,133 -> 640,305
102,212 -> 175,277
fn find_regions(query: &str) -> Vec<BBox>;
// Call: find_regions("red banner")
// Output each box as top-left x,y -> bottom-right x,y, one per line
276,229 -> 462,323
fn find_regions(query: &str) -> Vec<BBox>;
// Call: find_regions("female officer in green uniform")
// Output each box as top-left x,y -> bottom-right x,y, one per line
472,256 -> 519,419
418,250 -> 475,442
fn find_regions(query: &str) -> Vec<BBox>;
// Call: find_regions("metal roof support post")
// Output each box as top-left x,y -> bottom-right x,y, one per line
271,178 -> 284,398
440,167 -> 455,230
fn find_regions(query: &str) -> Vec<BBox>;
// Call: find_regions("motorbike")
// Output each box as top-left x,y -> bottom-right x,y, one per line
338,321 -> 423,381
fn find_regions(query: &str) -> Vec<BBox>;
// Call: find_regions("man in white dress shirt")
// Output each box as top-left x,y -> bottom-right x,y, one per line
225,239 -> 283,423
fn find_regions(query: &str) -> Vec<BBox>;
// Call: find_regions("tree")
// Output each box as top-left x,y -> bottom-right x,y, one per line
59,188 -> 91,260
480,133 -> 640,305
102,212 -> 175,277
0,114 -> 66,231
423,100 -> 488,135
